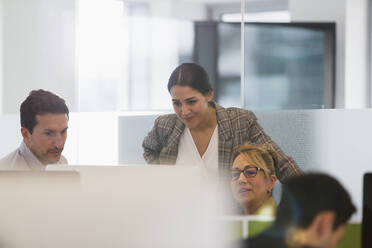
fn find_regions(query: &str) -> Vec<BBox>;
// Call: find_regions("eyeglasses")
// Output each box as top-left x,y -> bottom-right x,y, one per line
231,166 -> 266,181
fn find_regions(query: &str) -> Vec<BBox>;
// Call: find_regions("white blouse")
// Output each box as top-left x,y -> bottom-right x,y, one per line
176,126 -> 219,178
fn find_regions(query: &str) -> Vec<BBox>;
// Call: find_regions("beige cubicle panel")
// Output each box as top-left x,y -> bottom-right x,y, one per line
0,165 -> 224,248
118,109 -> 372,221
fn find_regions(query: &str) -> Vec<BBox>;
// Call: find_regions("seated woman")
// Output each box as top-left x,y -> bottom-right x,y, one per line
231,142 -> 278,216
142,63 -> 301,182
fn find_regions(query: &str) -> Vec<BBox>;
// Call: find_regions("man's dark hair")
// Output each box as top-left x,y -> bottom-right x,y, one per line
275,173 -> 356,230
20,89 -> 69,133
167,63 -> 213,95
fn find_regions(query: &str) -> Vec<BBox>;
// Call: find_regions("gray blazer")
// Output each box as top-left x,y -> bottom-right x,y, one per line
142,103 -> 302,182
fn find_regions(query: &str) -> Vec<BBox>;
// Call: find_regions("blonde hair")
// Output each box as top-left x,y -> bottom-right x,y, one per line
233,142 -> 279,176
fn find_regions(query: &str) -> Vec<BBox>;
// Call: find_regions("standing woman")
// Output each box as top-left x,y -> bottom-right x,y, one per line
142,63 -> 302,182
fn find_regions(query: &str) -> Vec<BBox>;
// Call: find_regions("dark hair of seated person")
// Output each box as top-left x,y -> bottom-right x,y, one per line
275,173 -> 355,230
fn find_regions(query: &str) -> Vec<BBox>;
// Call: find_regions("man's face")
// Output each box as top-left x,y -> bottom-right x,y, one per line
22,113 -> 68,165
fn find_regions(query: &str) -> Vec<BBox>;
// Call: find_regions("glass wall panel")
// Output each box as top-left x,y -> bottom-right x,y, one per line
217,21 -> 335,109
244,23 -> 335,110
77,0 -> 240,112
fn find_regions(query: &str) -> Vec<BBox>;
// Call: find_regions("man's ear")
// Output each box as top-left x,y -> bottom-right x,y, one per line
312,211 -> 335,239
21,127 -> 31,144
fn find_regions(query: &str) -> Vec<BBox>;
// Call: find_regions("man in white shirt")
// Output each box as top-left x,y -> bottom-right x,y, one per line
0,89 -> 69,170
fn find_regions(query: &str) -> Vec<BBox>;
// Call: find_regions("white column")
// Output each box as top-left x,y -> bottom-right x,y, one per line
344,0 -> 369,108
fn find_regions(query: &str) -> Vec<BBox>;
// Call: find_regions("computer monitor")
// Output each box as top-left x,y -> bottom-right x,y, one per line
362,173 -> 372,248
0,165 -> 222,248
0,170 -> 80,183
0,170 -> 80,191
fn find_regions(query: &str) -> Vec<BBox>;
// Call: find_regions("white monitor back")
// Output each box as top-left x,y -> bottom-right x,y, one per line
0,165 -> 221,248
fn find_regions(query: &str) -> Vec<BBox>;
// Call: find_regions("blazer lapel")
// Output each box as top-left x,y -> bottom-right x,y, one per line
215,103 -> 234,173
159,117 -> 185,165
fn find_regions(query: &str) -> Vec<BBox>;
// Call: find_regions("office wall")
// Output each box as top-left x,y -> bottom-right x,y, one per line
289,0 -> 369,108
0,115 -> 21,158
1,0 -> 76,114
1,0 -> 369,111
0,0 -> 209,114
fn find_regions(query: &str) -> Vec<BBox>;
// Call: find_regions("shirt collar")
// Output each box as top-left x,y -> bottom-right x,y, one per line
254,197 -> 277,217
19,141 -> 46,171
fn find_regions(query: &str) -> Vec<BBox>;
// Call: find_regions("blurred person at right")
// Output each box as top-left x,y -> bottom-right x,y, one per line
230,142 -> 278,216
234,173 -> 356,248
